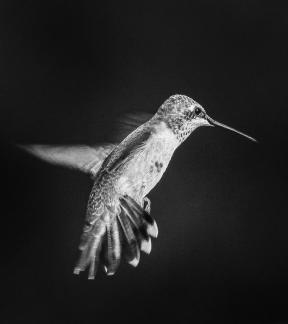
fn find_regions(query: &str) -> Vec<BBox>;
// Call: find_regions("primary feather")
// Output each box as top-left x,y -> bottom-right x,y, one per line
20,144 -> 116,177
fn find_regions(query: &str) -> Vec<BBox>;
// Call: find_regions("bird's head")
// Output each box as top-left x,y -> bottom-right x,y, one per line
155,94 -> 257,143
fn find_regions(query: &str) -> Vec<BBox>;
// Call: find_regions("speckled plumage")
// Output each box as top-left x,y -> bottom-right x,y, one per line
74,94 -> 210,278
22,94 -> 256,278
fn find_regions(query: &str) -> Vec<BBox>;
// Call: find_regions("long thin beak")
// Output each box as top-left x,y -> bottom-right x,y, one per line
206,115 -> 257,142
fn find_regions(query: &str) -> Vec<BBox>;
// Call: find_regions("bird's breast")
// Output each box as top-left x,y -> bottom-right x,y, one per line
116,124 -> 178,200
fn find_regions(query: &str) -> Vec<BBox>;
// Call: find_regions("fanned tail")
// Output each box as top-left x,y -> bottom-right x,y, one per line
74,195 -> 158,278
104,219 -> 121,275
73,218 -> 106,279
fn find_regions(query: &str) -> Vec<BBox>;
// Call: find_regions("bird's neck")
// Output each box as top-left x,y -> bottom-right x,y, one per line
150,115 -> 198,145
148,117 -> 180,149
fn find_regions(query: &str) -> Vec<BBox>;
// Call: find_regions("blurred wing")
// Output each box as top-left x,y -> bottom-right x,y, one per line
112,112 -> 153,142
20,144 -> 116,176
20,112 -> 152,176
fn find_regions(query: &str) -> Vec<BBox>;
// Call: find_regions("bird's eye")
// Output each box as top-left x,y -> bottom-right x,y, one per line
194,107 -> 202,116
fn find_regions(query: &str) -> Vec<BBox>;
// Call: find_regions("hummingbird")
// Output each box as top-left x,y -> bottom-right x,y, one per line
22,94 -> 257,279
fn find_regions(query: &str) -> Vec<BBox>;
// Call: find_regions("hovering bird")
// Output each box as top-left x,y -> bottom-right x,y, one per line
22,94 -> 257,279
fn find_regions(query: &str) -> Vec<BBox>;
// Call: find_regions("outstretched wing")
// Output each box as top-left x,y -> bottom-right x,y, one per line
19,111 -> 153,177
20,144 -> 116,176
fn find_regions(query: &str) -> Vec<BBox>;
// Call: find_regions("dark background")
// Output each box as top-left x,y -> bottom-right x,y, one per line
1,1 -> 288,323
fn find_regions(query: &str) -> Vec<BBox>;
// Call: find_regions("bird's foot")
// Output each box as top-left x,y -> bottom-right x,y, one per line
143,197 -> 151,214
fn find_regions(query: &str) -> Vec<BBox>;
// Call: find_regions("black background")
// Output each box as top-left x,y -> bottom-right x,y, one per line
1,1 -> 288,323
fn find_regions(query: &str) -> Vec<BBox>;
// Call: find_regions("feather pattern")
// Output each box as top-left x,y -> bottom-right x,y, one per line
74,190 -> 158,276
74,218 -> 106,279
105,219 -> 121,275
118,205 -> 140,263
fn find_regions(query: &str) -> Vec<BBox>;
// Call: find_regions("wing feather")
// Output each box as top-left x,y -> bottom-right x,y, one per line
20,144 -> 116,176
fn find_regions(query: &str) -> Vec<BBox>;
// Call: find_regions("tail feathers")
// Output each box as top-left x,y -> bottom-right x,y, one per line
120,196 -> 158,239
105,220 -> 121,275
74,195 -> 158,278
117,209 -> 140,266
118,195 -> 158,261
73,220 -> 106,279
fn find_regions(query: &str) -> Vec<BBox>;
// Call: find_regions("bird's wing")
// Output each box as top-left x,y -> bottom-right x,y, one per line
113,112 -> 153,142
19,111 -> 152,177
102,125 -> 153,173
20,144 -> 116,176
